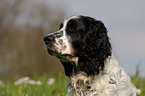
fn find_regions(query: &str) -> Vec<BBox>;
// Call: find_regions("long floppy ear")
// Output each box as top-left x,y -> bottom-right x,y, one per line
60,60 -> 74,77
78,17 -> 112,76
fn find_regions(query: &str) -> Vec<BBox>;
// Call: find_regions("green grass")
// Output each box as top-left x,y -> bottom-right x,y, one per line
131,76 -> 145,96
0,72 -> 69,96
0,71 -> 145,96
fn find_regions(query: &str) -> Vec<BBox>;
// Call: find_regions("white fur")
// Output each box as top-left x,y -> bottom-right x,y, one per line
67,55 -> 139,96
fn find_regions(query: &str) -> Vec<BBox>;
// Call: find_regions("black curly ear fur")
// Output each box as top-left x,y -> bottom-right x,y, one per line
77,16 -> 112,76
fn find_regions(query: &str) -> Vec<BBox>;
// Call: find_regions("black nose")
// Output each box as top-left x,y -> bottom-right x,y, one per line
43,35 -> 55,45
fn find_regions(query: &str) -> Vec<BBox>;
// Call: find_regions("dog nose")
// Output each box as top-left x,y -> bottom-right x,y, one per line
43,35 -> 55,45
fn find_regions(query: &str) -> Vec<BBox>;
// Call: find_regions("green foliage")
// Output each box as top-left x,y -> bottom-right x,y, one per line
131,63 -> 145,96
131,76 -> 145,96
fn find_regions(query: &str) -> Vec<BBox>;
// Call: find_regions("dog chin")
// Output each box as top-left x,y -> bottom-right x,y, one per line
47,49 -> 75,62
47,48 -> 56,56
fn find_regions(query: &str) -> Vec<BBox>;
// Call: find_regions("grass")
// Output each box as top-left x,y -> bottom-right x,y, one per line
131,65 -> 145,96
0,71 -> 145,96
131,76 -> 145,96
0,72 -> 69,96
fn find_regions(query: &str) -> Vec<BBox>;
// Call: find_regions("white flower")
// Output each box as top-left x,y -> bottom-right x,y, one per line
136,89 -> 141,95
0,80 -> 5,86
36,81 -> 42,85
28,80 -> 36,85
28,80 -> 42,85
15,76 -> 42,85
47,78 -> 55,85
15,77 -> 30,85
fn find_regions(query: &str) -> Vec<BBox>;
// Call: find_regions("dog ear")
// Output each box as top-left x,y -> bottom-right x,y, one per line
60,60 -> 74,77
77,17 -> 112,76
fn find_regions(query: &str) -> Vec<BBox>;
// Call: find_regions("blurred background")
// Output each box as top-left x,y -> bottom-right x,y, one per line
0,0 -> 145,81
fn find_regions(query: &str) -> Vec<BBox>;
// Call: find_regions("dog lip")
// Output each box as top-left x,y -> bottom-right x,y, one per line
46,46 -> 57,55
44,41 -> 48,45
61,54 -> 75,58
56,54 -> 75,61
46,44 -> 55,51
44,40 -> 52,45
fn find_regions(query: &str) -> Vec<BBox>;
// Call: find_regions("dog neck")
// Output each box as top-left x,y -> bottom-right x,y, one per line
67,55 -> 134,96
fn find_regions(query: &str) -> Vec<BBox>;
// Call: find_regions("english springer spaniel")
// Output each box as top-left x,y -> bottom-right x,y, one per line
44,16 -> 140,96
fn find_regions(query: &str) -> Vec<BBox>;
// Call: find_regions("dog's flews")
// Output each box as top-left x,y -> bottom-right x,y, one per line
44,16 -> 140,96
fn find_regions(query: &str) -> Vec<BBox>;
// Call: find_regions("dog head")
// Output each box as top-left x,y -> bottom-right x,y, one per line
44,16 -> 111,77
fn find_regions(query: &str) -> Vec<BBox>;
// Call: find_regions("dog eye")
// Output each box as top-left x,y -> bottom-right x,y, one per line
69,27 -> 75,31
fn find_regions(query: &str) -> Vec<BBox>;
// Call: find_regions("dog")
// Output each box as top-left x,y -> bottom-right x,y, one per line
44,15 -> 139,96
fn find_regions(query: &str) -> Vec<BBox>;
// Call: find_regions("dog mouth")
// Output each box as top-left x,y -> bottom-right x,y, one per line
45,43 -> 58,56
45,43 -> 75,61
